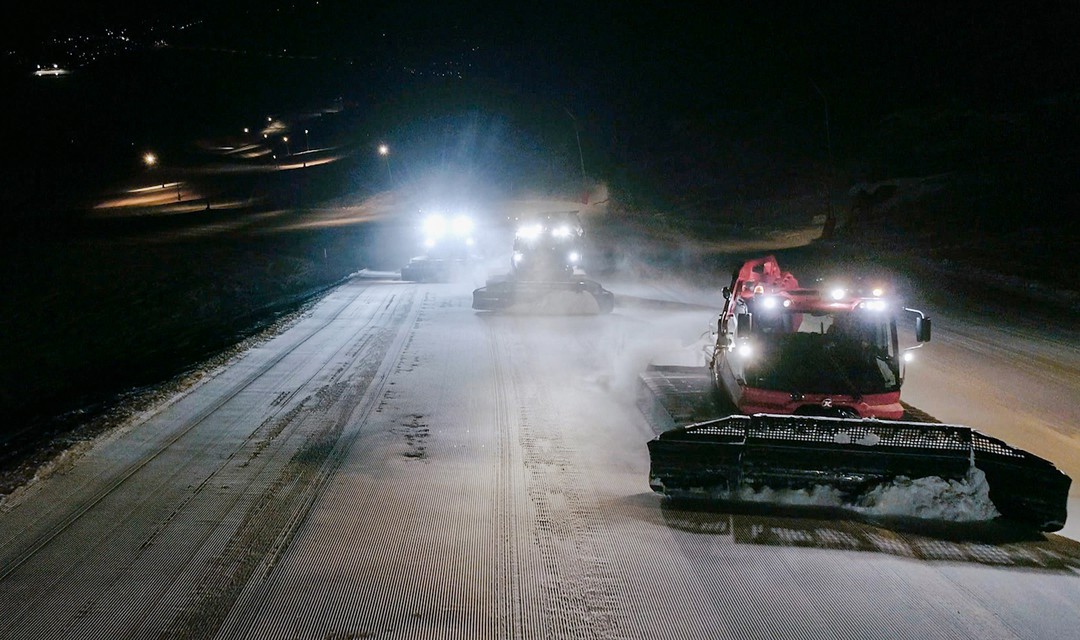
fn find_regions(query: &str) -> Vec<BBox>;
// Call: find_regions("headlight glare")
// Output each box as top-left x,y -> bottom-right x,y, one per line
451,215 -> 474,237
516,223 -> 542,240
422,214 -> 448,239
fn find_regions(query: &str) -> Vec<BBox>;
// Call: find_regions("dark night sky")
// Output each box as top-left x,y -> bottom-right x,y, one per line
5,1 -> 1080,219
14,1 -> 1079,113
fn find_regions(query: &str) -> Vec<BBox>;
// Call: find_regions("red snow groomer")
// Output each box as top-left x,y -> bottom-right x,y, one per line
711,255 -> 929,419
643,256 -> 1071,532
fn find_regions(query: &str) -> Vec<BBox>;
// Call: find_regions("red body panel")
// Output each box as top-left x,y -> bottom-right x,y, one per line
715,255 -> 906,421
738,387 -> 904,420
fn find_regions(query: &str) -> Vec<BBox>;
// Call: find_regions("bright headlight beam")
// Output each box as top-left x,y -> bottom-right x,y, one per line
451,215 -> 474,236
516,223 -> 542,240
422,214 -> 448,239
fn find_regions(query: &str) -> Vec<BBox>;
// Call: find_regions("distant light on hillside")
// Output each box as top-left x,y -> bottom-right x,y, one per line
33,64 -> 70,77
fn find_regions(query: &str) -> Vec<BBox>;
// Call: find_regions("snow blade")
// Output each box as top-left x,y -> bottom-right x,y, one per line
472,278 -> 615,314
401,259 -> 462,283
648,414 -> 1071,532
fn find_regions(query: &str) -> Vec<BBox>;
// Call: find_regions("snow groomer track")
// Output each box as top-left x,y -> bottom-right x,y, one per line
2,277 -> 1080,639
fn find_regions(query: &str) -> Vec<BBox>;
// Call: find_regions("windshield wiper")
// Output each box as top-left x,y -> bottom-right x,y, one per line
821,342 -> 863,400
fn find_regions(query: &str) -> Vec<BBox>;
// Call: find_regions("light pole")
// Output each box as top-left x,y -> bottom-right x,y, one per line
144,152 -> 164,188
378,144 -> 393,182
304,129 -> 310,151
283,136 -> 291,156
564,107 -> 586,181
810,79 -> 836,239
144,150 -> 177,198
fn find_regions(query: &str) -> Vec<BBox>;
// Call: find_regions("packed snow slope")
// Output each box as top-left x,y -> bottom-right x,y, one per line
1,264 -> 1079,638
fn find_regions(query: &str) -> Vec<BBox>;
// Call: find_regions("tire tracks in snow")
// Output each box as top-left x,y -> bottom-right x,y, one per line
0,282 -> 412,638
490,318 -> 622,638
210,285 -> 426,638
490,320 -> 526,638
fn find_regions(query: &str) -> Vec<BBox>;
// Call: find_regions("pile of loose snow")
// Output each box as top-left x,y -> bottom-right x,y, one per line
855,467 -> 1002,521
723,467 -> 1002,523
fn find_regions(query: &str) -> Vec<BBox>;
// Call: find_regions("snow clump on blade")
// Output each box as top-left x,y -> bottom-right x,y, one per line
699,469 -> 1001,524
729,485 -> 847,507
855,468 -> 1001,522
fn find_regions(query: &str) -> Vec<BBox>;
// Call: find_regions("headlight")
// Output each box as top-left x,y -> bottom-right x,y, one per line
513,251 -> 524,264
451,215 -> 474,237
830,288 -> 846,301
422,214 -> 448,239
737,343 -> 753,358
552,225 -> 572,238
516,223 -> 542,240
859,300 -> 888,312
568,251 -> 581,263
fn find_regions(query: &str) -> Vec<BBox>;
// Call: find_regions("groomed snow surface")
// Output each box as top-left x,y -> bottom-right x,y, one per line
1,274 -> 1078,639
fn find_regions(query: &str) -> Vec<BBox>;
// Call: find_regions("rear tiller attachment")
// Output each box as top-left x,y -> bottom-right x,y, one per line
648,414 -> 1071,532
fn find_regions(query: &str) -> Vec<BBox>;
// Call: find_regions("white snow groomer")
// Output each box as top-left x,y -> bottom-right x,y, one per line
400,210 -> 478,282
472,211 -> 614,314
643,256 -> 1071,531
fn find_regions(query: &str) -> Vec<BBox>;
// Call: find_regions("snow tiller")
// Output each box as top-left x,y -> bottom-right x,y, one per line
472,277 -> 615,314
644,255 -> 1071,532
648,414 -> 1071,532
472,210 -> 615,314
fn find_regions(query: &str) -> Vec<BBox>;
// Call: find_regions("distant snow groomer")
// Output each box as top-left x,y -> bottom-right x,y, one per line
472,211 -> 614,314
643,255 -> 1071,532
400,210 -> 478,282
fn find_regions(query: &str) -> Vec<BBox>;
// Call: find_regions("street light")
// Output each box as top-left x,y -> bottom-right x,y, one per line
304,129 -> 309,151
283,136 -> 291,156
143,152 -> 167,190
564,107 -> 586,181
378,144 -> 393,182
810,78 -> 836,239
